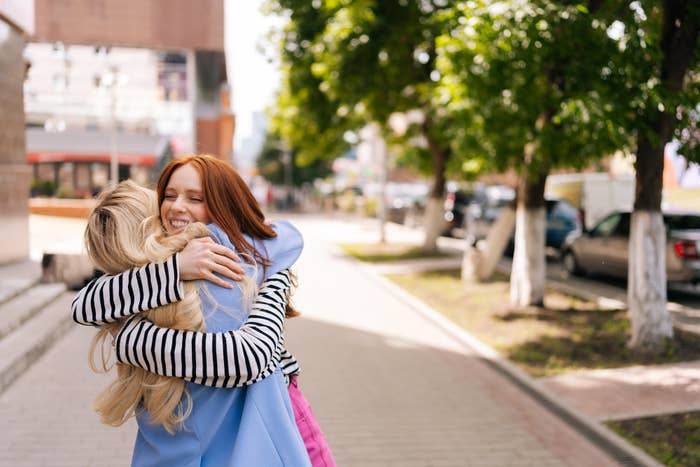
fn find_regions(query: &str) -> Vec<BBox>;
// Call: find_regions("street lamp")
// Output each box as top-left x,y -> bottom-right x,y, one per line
101,65 -> 126,186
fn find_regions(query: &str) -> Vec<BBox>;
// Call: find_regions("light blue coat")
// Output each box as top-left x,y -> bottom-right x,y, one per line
130,221 -> 310,467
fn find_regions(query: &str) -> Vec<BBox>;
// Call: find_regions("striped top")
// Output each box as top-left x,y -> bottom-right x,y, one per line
71,257 -> 300,387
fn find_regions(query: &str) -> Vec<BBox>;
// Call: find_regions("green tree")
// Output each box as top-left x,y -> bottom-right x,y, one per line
613,1 -> 700,354
256,132 -> 333,186
268,0 -> 457,251
437,0 -> 629,306
266,1 -> 353,167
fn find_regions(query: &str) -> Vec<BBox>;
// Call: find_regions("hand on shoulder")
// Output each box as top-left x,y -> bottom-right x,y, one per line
178,237 -> 245,288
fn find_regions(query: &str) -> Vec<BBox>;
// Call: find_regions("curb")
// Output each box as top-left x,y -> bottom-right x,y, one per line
351,256 -> 663,467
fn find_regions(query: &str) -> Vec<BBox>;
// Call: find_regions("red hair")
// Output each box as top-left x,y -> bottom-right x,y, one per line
157,155 -> 276,266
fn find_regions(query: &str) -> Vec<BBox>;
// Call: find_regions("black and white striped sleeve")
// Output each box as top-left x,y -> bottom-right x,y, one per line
279,348 -> 300,380
71,254 -> 183,326
114,269 -> 296,387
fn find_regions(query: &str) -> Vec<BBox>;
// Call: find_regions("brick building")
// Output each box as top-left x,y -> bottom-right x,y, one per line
30,0 -> 233,160
0,3 -> 34,263
0,0 -> 234,264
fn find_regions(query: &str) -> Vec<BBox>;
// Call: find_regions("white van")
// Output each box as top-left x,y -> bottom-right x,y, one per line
545,173 -> 635,230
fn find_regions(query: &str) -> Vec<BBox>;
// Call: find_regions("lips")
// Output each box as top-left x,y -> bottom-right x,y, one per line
168,218 -> 190,230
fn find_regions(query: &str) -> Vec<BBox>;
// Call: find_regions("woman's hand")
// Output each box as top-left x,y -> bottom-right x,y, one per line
178,237 -> 244,288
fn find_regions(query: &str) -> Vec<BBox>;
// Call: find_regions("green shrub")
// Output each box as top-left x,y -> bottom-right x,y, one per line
363,196 -> 378,217
337,190 -> 356,212
30,179 -> 56,197
56,184 -> 77,199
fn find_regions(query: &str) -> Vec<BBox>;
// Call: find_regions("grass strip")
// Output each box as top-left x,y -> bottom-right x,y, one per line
338,242 -> 451,263
386,268 -> 700,377
608,412 -> 700,467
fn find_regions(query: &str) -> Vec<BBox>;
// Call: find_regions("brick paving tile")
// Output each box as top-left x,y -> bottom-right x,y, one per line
541,361 -> 700,421
282,216 -> 620,466
0,214 -> 629,466
0,324 -> 135,467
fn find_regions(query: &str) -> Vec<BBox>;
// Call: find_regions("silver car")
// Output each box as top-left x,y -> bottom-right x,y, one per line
561,211 -> 700,283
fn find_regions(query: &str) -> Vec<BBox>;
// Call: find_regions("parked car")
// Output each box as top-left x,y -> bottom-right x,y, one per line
546,172 -> 634,230
463,185 -> 516,244
561,211 -> 700,283
384,183 -> 428,226
443,189 -> 475,237
459,185 -> 580,251
542,198 -> 583,250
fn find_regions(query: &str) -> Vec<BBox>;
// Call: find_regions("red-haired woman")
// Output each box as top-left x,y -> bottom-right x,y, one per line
73,155 -> 335,466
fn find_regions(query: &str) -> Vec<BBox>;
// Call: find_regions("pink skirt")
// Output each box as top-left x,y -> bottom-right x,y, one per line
288,376 -> 336,467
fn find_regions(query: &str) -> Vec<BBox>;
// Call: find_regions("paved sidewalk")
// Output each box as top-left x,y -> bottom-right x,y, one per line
362,217 -> 700,426
0,324 -> 136,467
285,215 -> 639,466
0,213 -> 656,466
541,361 -> 700,422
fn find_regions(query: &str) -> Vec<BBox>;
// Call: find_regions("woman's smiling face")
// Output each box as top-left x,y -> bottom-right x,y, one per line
160,163 -> 212,234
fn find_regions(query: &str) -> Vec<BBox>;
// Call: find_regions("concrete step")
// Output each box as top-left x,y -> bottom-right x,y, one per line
0,292 -> 75,395
0,260 -> 42,306
0,282 -> 67,340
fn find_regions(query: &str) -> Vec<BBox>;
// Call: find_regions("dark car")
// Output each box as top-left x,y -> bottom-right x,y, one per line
561,211 -> 700,283
461,185 -> 580,251
543,198 -> 583,250
443,189 -> 475,237
463,185 -> 516,243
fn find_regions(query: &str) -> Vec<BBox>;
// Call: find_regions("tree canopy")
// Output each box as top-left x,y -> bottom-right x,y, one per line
256,132 -> 333,186
435,1 -> 636,185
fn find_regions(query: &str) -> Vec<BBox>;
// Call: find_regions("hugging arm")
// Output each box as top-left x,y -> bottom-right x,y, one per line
115,270 -> 298,387
71,238 -> 244,326
71,255 -> 183,326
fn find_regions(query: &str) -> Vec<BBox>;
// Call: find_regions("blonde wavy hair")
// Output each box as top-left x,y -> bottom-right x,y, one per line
85,180 -> 252,433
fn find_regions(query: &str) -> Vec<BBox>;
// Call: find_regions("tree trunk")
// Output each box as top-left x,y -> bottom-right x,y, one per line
627,1 -> 699,353
421,118 -> 450,252
462,206 -> 515,283
422,197 -> 446,252
628,211 -> 672,353
630,124 -> 672,353
510,169 -> 547,307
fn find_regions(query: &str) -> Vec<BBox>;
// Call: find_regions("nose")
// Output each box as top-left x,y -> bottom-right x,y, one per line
170,195 -> 186,211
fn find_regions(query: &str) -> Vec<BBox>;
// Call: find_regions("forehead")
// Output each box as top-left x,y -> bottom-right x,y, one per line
166,164 -> 202,190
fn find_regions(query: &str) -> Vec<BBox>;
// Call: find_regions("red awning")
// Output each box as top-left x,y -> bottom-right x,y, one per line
27,152 -> 157,166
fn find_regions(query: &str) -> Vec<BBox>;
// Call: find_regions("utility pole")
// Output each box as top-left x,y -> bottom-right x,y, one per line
282,149 -> 293,209
104,65 -> 119,186
109,78 -> 118,186
374,123 -> 388,244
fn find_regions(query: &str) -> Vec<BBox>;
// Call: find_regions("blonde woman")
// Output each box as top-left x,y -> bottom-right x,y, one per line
85,180 -> 217,432
76,179 -> 311,466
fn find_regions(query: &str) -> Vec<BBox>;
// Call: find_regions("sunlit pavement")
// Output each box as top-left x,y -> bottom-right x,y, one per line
0,213 -> 655,466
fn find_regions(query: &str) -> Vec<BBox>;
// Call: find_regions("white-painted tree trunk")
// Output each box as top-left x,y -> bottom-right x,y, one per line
628,211 -> 673,353
422,197 -> 445,252
462,206 -> 516,283
510,206 -> 546,307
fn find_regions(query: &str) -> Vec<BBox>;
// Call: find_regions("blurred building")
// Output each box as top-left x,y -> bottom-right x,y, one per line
23,44 -> 192,195
0,2 -> 34,263
1,0 -> 235,264
24,0 -> 233,193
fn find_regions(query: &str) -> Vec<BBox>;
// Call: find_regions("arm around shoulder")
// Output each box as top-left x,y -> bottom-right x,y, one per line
114,269 -> 296,388
71,254 -> 183,326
